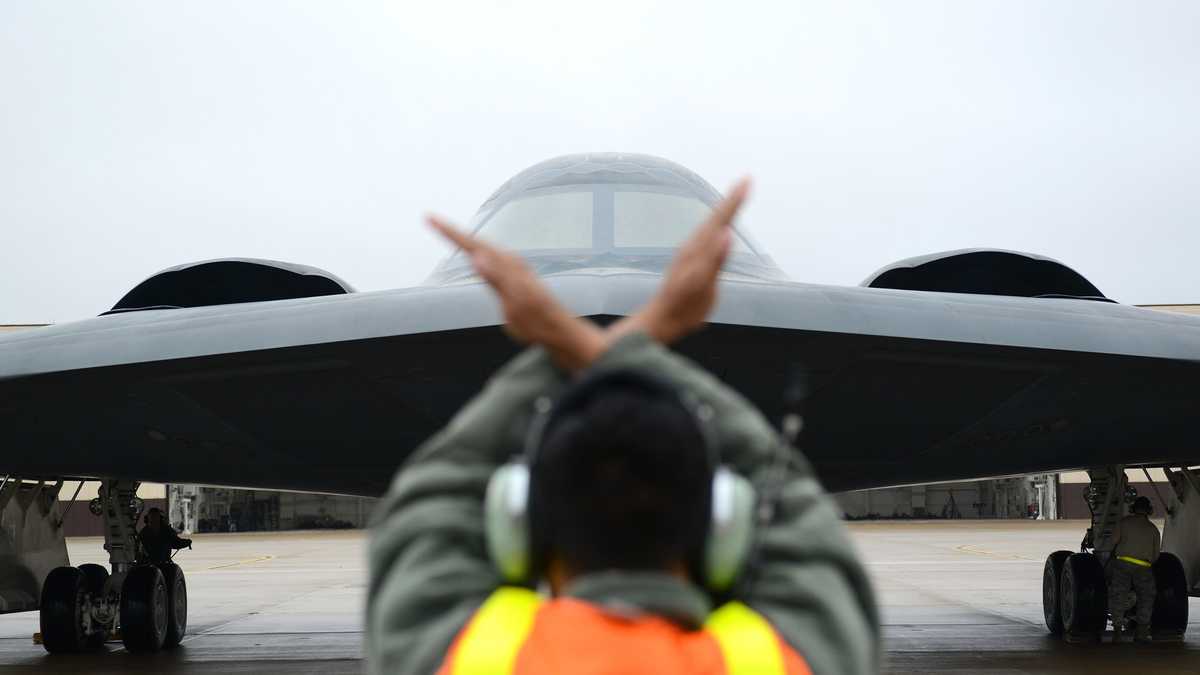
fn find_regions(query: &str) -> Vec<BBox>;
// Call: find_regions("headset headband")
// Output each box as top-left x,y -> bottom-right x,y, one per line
522,368 -> 718,471
487,366 -> 756,590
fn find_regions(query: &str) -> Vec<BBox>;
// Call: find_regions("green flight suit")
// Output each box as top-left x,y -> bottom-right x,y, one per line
367,332 -> 880,674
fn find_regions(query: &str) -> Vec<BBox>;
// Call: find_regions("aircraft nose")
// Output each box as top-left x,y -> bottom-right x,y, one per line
426,152 -> 786,285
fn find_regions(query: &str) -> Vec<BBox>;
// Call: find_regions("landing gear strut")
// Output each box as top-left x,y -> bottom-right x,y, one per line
38,479 -> 189,654
1041,465 -> 1194,642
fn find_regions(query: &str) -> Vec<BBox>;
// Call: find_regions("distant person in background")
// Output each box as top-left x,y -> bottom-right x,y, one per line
139,507 -> 192,564
367,181 -> 879,674
1108,496 -> 1161,643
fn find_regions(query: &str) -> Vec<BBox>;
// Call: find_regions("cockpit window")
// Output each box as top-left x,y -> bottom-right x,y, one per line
426,153 -> 787,285
472,187 -> 752,253
613,191 -> 749,251
475,191 -> 593,250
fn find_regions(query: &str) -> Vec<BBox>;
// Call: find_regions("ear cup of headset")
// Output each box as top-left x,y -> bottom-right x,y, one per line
485,463 -> 532,583
704,467 -> 756,591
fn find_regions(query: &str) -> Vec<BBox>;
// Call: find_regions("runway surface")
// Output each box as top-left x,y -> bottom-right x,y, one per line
1,521 -> 1197,673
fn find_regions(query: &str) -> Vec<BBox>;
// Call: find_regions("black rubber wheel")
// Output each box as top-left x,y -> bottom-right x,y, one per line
1151,552 -> 1189,639
39,566 -> 86,653
1061,552 -> 1107,639
120,566 -> 168,652
1043,550 -> 1073,635
77,564 -> 110,648
158,563 -> 188,648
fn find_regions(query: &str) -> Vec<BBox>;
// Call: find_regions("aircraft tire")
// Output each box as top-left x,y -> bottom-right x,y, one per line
77,564 -> 111,648
1061,552 -> 1107,640
1151,552 -> 1189,639
120,566 -> 168,652
39,566 -> 87,653
1042,550 -> 1073,635
158,563 -> 188,648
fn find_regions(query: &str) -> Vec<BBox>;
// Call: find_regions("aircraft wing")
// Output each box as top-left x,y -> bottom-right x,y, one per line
3,271 -> 1199,496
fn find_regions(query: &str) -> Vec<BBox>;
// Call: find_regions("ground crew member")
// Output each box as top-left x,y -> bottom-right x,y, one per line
367,180 -> 879,674
1108,496 -> 1160,643
138,507 -> 192,564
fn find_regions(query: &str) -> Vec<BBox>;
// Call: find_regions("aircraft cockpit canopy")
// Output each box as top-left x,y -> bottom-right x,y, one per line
427,153 -> 787,284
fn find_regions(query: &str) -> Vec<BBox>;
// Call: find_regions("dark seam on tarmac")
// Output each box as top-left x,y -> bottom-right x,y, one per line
877,572 -> 1046,630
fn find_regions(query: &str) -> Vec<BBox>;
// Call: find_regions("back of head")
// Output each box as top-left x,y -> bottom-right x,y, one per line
1132,496 -> 1153,516
529,371 -> 713,577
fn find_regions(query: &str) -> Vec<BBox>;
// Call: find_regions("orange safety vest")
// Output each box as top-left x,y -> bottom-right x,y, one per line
438,587 -> 812,675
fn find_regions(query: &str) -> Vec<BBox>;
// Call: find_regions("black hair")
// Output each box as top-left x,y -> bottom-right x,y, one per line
1132,496 -> 1153,515
528,371 -> 713,575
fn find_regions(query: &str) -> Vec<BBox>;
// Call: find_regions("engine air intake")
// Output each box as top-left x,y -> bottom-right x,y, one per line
862,249 -> 1109,301
108,258 -> 354,314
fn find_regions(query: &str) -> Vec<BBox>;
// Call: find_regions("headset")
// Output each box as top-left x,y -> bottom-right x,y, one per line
143,506 -> 162,526
484,369 -> 757,592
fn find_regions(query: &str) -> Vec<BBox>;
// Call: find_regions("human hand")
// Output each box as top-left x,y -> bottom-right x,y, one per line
427,215 -> 607,371
611,178 -> 750,344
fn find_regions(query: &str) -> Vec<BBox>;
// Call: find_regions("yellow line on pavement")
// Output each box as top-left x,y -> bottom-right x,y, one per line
205,554 -> 276,570
954,544 -> 1039,561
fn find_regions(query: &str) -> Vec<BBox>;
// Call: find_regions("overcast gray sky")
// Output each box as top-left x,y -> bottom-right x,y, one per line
2,1 -> 1197,323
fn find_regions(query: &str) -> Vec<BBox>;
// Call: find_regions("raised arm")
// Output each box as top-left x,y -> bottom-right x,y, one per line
168,527 -> 191,550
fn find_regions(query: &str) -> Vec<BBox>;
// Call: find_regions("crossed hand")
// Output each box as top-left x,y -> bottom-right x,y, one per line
428,178 -> 750,371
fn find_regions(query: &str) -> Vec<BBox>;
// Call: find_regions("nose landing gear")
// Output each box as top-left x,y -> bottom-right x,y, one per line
37,479 -> 189,654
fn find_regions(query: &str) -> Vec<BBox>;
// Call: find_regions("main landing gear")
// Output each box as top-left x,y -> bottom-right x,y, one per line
38,479 -> 188,653
1042,465 -> 1196,643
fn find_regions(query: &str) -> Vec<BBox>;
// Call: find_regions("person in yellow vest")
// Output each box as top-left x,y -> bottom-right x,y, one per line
367,180 -> 879,674
1108,496 -> 1161,643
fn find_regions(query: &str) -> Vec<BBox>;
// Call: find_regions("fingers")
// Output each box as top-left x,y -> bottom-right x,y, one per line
678,177 -> 748,269
426,213 -> 511,289
712,228 -> 732,268
471,249 -> 508,289
680,177 -> 750,264
426,214 -> 480,253
703,177 -> 751,237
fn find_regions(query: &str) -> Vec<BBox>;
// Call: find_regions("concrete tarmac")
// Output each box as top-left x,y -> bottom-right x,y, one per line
0,521 -> 1196,673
